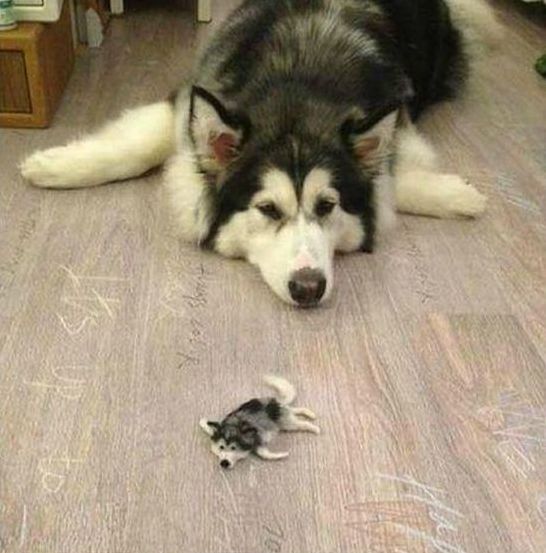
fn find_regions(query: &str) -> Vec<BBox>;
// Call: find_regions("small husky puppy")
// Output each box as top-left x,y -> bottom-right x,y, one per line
200,376 -> 320,469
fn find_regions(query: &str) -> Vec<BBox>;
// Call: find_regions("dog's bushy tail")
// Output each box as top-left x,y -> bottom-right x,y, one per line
21,101 -> 175,189
264,375 -> 296,406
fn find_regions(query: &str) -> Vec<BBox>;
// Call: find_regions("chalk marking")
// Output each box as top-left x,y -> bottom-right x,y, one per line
24,365 -> 90,400
265,538 -> 282,553
394,523 -> 467,553
60,265 -> 127,284
57,314 -> 95,336
216,512 -> 237,552
264,522 -> 284,540
492,175 -> 543,217
177,351 -> 200,369
159,299 -> 186,317
212,488 -> 285,553
51,365 -> 88,384
264,518 -> 285,552
91,289 -> 117,319
159,262 -> 209,321
360,474 -> 466,552
19,504 -> 28,548
61,296 -> 99,317
61,295 -> 120,316
495,421 -> 546,435
377,474 -> 464,519
213,493 -> 240,552
538,496 -> 546,522
23,380 -> 83,400
38,457 -> 84,493
248,460 -> 258,489
429,510 -> 458,535
495,415 -> 546,432
377,473 -> 444,495
497,440 -> 536,478
482,393 -> 545,479
39,470 -> 65,494
496,441 -> 532,479
220,470 -> 243,524
403,493 -> 464,520
493,431 -> 546,445
57,265 -> 126,335
500,410 -> 546,423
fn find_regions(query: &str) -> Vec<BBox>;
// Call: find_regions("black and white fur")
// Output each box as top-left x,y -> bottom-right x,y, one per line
21,0 -> 502,306
200,376 -> 320,469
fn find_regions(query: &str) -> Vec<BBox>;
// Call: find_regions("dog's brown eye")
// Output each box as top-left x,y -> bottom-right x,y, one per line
230,445 -> 236,451
257,203 -> 282,221
315,199 -> 336,217
219,445 -> 225,450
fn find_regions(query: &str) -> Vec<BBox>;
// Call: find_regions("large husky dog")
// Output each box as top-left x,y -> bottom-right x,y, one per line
22,0 -> 501,306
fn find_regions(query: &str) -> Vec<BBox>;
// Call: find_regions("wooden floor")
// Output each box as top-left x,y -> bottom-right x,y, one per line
1,2 -> 546,552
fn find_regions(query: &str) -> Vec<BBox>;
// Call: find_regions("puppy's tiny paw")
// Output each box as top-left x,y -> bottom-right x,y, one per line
295,407 -> 317,420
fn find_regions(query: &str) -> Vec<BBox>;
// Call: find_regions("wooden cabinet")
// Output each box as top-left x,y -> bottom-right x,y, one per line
0,0 -> 74,128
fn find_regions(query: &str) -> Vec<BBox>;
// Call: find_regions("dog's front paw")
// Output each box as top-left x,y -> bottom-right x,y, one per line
21,147 -> 75,188
438,175 -> 487,219
396,170 -> 487,219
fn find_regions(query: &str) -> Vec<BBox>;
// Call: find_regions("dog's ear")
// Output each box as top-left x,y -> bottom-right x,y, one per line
342,108 -> 399,169
200,418 -> 220,437
190,86 -> 249,172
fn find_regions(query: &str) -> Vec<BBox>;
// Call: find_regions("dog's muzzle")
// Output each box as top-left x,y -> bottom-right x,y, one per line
288,268 -> 327,307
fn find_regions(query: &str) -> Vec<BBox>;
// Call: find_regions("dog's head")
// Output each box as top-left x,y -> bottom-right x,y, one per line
200,418 -> 256,469
188,86 -> 403,306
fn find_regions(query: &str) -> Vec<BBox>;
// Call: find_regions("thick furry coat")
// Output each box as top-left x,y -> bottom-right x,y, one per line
21,0 -> 502,305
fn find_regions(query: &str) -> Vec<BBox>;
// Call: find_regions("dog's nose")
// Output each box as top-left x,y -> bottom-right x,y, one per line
289,268 -> 327,306
220,460 -> 230,469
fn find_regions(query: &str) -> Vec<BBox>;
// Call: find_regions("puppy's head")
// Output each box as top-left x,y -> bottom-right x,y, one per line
200,419 -> 255,469
188,86 -> 403,306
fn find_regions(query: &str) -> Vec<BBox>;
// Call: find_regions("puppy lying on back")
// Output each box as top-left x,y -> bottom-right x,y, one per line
200,376 -> 320,469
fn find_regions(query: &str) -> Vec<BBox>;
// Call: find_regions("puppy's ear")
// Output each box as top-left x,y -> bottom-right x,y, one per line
190,86 -> 249,172
342,108 -> 399,169
200,418 -> 220,436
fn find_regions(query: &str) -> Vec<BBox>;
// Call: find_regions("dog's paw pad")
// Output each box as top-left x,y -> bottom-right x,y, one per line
21,152 -> 59,186
440,175 -> 487,218
21,147 -> 76,188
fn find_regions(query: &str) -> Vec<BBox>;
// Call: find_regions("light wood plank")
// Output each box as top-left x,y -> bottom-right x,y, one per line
0,2 -> 545,552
